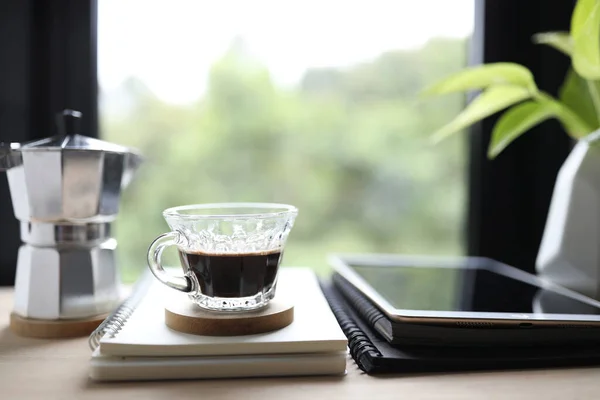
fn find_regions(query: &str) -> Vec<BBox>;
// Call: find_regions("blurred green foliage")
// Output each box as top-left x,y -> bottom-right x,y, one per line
101,38 -> 468,283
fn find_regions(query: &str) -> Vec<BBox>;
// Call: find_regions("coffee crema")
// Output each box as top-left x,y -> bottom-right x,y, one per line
178,249 -> 282,298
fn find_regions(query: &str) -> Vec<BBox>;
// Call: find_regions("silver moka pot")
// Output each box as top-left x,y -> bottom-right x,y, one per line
0,110 -> 143,320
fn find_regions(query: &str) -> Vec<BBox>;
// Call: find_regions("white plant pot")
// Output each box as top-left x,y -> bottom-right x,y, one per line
536,133 -> 600,299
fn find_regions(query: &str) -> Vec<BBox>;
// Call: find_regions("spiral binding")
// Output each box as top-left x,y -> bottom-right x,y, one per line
88,271 -> 153,351
319,280 -> 382,372
332,274 -> 387,328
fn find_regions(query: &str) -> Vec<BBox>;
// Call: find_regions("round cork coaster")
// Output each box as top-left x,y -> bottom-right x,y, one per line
165,299 -> 294,336
9,312 -> 107,339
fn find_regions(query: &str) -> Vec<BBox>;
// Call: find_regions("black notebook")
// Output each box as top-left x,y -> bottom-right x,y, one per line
320,279 -> 600,374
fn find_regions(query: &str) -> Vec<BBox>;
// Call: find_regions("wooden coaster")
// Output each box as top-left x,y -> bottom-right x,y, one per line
165,299 -> 294,336
9,312 -> 107,339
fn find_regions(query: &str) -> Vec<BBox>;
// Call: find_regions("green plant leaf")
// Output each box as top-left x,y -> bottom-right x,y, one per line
532,32 -> 572,55
550,98 -> 595,138
559,68 -> 600,129
422,63 -> 537,96
431,86 -> 531,143
536,93 -> 595,138
488,92 -> 595,158
572,0 -> 597,36
488,101 -> 555,158
571,0 -> 600,79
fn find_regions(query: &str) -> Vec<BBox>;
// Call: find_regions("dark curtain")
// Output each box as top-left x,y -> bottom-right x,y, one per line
468,0 -> 576,305
0,0 -> 98,285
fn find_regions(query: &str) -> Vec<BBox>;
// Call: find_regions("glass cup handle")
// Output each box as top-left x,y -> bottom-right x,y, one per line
147,231 -> 192,293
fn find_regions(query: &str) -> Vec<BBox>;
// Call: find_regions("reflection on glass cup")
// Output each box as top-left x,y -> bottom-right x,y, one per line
147,203 -> 298,312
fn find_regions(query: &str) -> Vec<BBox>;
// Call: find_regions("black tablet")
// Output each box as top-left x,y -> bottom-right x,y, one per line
329,254 -> 600,346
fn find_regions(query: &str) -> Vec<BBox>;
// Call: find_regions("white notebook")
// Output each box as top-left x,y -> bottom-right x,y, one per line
88,268 -> 347,381
90,349 -> 347,381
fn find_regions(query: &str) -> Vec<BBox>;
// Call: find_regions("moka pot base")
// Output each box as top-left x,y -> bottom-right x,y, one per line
9,311 -> 109,339
13,221 -> 122,322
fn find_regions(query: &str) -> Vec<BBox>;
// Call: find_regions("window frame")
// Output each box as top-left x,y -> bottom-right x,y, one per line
467,0 -> 575,304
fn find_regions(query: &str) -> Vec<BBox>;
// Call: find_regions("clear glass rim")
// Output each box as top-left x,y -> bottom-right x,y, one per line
163,202 -> 298,220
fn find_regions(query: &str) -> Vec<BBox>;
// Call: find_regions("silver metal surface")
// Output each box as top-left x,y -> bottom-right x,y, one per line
4,141 -> 142,222
2,110 -> 143,320
20,221 -> 112,247
12,239 -> 121,319
0,142 -> 22,170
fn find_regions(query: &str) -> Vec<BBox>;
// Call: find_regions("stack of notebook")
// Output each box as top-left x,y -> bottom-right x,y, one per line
88,268 -> 347,381
90,263 -> 600,380
321,272 -> 600,374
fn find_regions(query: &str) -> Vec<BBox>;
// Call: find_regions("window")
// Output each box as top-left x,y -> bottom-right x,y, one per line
0,1 -> 576,286
98,0 -> 474,282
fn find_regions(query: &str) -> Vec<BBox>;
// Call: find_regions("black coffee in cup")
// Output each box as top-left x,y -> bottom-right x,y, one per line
178,250 -> 282,298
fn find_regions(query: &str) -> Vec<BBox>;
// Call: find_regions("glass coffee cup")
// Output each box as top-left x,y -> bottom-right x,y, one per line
147,203 -> 298,312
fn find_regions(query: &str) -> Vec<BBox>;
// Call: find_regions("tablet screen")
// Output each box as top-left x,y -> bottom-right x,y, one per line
351,264 -> 600,315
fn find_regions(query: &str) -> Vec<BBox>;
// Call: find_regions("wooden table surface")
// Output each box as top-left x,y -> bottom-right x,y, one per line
0,288 -> 597,399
